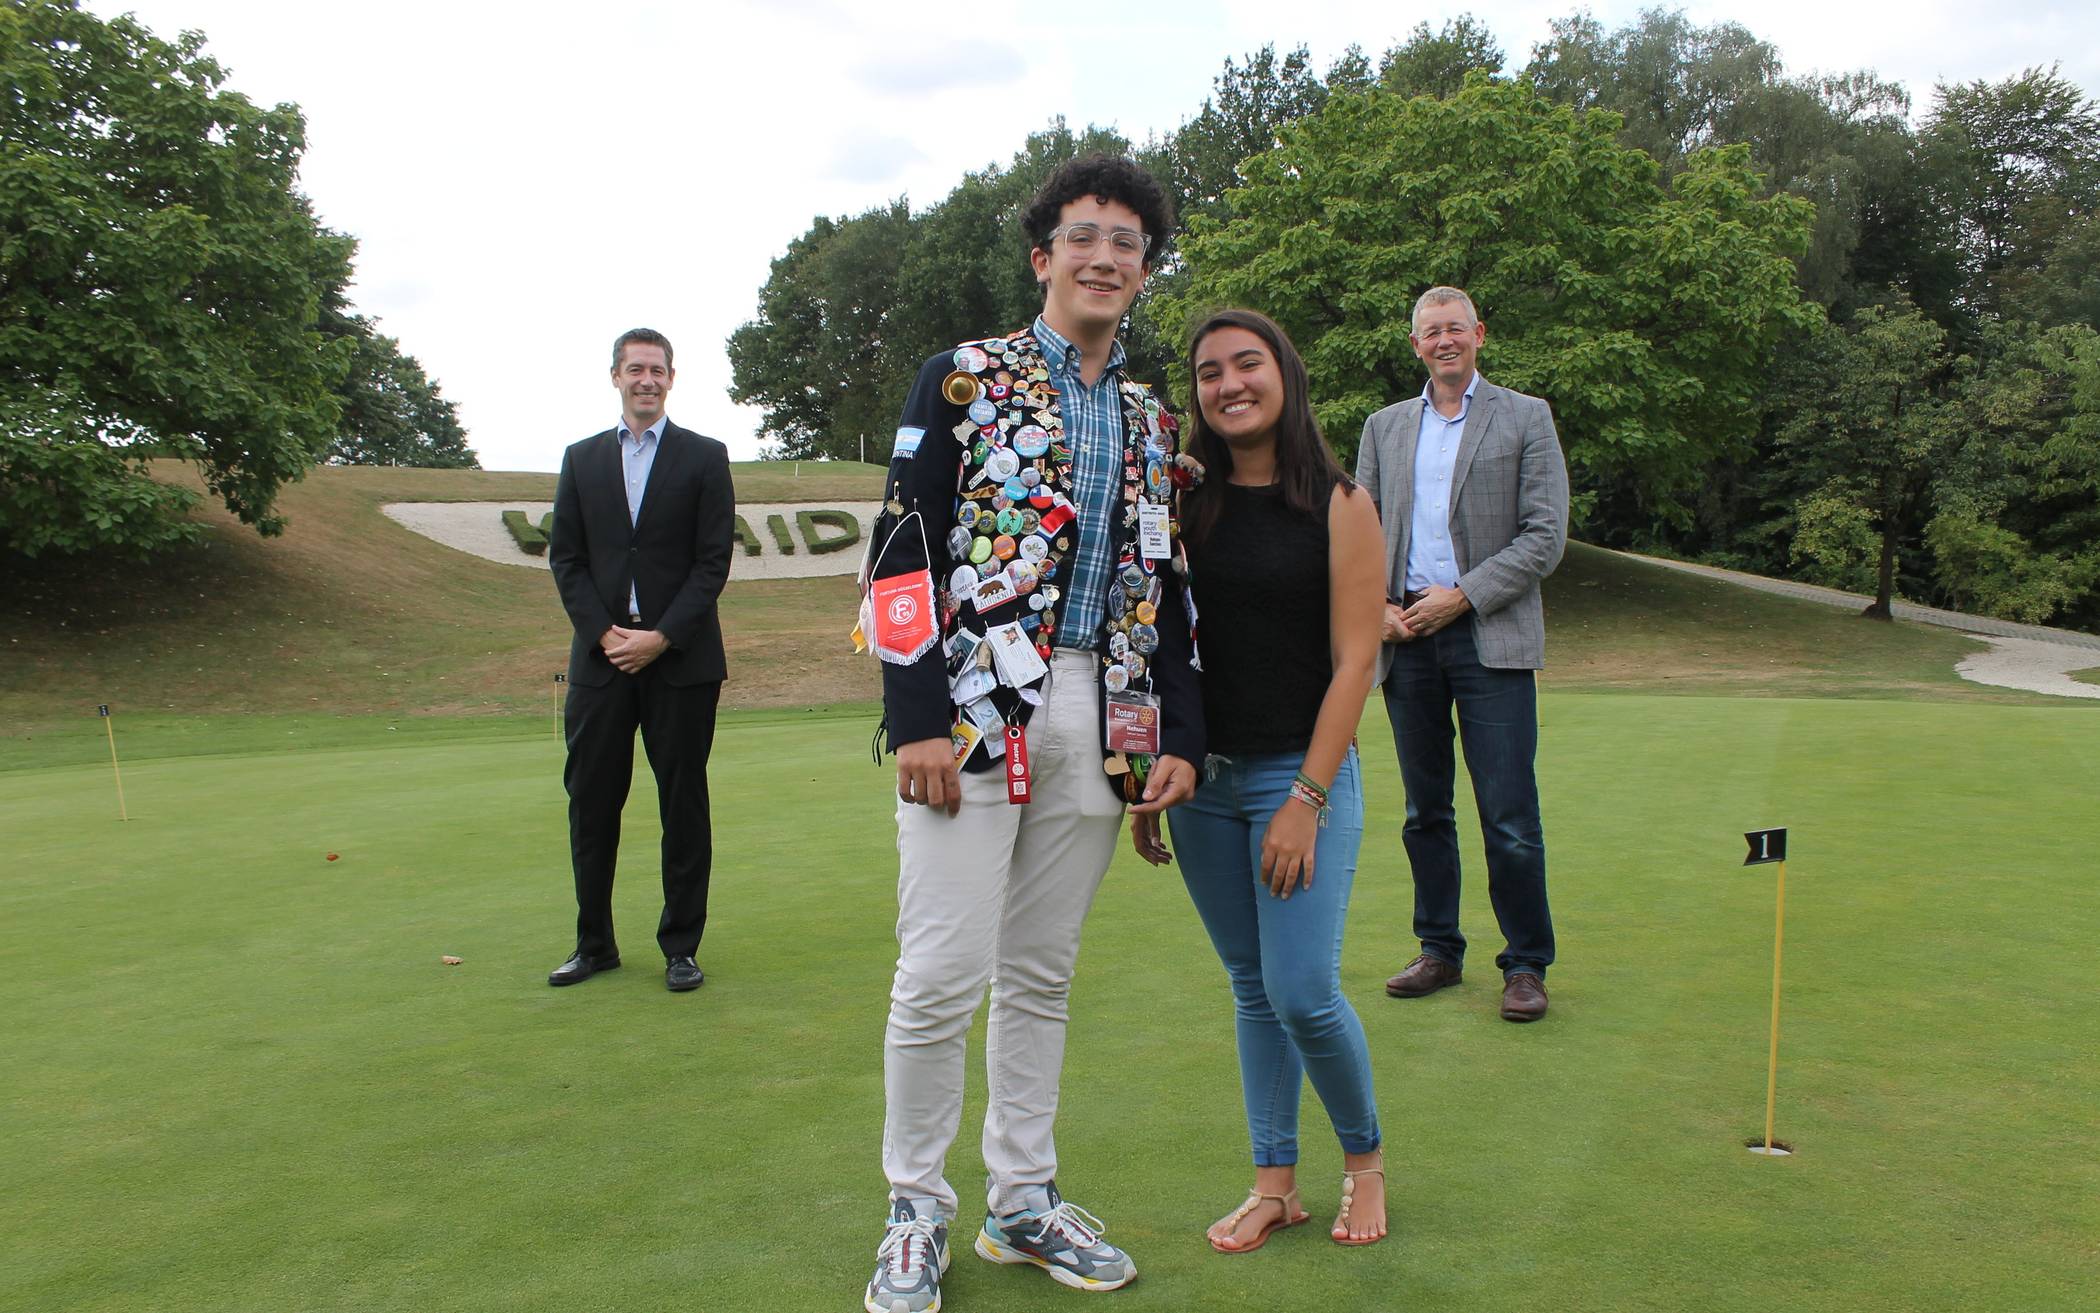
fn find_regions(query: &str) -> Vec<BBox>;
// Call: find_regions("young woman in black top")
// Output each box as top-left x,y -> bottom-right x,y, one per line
1132,309 -> 1389,1250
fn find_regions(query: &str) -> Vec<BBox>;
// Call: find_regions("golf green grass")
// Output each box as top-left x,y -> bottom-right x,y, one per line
6,697 -> 2095,1312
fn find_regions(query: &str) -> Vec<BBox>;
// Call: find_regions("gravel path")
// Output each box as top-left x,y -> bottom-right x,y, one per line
381,502 -> 881,581
1619,552 -> 2100,699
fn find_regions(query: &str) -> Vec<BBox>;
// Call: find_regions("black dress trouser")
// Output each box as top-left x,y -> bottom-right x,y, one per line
563,664 -> 720,961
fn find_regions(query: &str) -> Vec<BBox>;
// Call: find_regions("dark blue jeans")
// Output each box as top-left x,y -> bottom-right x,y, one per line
1381,621 -> 1554,978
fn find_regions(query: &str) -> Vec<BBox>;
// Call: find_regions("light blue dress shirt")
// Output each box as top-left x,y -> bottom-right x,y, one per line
617,416 -> 666,617
1405,372 -> 1479,593
1032,315 -> 1126,652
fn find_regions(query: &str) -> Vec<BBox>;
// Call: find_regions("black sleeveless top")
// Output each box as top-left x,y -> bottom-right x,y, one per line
1186,482 -> 1331,755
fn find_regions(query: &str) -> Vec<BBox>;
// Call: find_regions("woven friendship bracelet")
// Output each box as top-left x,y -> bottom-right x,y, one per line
1287,778 -> 1332,827
1292,771 -> 1330,807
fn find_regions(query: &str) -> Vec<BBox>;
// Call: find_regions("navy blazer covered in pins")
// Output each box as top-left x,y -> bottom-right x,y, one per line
549,421 -> 736,688
871,347 -> 1204,790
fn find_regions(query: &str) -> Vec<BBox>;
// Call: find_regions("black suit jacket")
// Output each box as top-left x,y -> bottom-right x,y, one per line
549,421 -> 735,687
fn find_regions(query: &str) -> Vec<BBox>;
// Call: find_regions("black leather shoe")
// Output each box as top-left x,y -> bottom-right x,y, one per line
665,955 -> 705,992
548,952 -> 619,986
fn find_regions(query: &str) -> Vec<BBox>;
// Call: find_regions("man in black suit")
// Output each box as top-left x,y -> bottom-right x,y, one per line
546,327 -> 735,992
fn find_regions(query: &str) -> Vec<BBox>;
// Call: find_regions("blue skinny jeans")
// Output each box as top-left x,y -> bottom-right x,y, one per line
1168,748 -> 1381,1165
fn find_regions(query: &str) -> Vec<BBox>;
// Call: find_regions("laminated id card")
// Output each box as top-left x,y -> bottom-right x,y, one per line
1137,502 -> 1170,560
1104,691 -> 1162,755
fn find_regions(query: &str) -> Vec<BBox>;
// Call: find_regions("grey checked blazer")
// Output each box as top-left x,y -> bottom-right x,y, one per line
1355,378 -> 1569,678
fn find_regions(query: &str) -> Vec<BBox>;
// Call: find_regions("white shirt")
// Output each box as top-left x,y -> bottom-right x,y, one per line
1405,373 -> 1478,593
617,417 -> 666,617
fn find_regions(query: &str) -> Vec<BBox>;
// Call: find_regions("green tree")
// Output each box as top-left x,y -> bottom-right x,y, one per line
1522,8 -> 1782,163
1,0 -> 353,557
1521,8 -> 1929,318
1929,321 -> 2100,626
1377,16 -> 1505,100
729,122 -> 1169,461
1922,66 -> 2100,318
726,201 -> 913,461
1145,45 -> 1332,227
1772,303 -> 1964,618
1162,75 -> 1817,528
322,309 -> 478,468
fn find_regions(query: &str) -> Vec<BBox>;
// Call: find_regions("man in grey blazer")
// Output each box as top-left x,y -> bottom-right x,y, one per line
1355,286 -> 1569,1022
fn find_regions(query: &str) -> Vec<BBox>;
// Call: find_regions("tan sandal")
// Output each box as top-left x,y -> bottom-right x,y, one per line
1333,1166 -> 1388,1246
1207,1187 -> 1309,1254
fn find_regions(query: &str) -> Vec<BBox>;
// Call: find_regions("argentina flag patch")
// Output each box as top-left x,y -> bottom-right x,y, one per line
893,426 -> 925,458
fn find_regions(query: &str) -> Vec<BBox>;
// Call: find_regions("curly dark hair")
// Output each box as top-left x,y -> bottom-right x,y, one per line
1021,154 -> 1175,268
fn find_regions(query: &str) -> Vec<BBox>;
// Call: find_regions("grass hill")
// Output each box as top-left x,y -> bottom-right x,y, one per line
0,461 -> 2051,743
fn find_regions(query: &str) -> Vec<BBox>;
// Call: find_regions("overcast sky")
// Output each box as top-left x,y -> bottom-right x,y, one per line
90,0 -> 2100,470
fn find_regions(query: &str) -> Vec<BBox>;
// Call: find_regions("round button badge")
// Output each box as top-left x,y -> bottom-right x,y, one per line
953,345 -> 988,374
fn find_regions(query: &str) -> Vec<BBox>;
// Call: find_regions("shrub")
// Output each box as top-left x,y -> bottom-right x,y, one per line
502,509 -> 548,556
797,509 -> 862,555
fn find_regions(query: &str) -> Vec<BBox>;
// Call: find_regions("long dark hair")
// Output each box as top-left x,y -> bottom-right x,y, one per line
1179,308 -> 1351,546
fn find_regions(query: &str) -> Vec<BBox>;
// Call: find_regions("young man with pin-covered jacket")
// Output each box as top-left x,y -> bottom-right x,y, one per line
858,153 -> 1204,1313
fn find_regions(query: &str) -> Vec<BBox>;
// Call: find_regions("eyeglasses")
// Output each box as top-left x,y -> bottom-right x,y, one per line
1047,223 -> 1152,263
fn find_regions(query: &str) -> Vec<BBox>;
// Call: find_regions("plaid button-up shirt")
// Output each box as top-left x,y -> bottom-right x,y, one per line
1034,315 -> 1126,653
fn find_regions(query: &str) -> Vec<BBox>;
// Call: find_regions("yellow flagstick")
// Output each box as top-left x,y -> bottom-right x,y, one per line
1763,857 -> 1787,1152
99,704 -> 128,822
1742,826 -> 1790,1155
552,673 -> 566,737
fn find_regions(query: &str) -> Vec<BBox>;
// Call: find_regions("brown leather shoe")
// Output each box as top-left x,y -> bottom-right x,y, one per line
1500,972 -> 1548,1022
1385,954 -> 1462,997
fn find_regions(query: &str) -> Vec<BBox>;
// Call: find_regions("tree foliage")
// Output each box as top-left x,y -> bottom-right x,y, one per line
729,121 -> 1159,461
322,304 -> 477,468
732,13 -> 2100,629
1921,65 -> 2100,319
1,0 -> 354,556
1772,304 -> 1963,617
1161,76 -> 1816,519
1145,45 -> 1334,227
1377,17 -> 1505,100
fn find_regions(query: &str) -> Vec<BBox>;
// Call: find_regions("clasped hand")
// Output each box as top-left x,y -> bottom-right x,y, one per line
601,625 -> 668,674
1387,585 -> 1469,641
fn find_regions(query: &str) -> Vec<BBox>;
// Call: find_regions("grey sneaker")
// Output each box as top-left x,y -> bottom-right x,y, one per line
866,1197 -> 949,1313
972,1183 -> 1136,1292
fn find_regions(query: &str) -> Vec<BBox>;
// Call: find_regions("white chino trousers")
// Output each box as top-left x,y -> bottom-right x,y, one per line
883,650 -> 1125,1219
